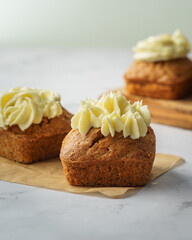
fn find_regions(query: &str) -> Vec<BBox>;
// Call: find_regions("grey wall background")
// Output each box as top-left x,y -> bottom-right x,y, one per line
0,0 -> 191,47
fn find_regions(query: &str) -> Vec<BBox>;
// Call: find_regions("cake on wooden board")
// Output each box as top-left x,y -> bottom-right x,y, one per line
124,30 -> 192,99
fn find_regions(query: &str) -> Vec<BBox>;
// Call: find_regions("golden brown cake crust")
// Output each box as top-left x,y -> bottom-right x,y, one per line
0,108 -> 73,163
124,58 -> 192,99
60,127 -> 156,187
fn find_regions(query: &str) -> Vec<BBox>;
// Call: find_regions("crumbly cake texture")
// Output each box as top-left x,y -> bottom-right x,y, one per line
124,57 -> 192,99
60,127 -> 156,187
0,108 -> 72,163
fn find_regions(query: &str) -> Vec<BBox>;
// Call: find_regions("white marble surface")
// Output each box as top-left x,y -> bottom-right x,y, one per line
0,49 -> 192,240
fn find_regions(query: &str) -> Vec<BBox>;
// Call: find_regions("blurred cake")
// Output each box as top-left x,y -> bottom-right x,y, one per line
124,30 -> 192,99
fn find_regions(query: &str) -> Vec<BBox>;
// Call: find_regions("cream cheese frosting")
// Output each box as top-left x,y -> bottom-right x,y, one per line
133,30 -> 191,62
71,91 -> 151,139
0,87 -> 63,131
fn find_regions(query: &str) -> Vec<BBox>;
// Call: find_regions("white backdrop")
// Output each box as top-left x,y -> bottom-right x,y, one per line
0,0 -> 191,47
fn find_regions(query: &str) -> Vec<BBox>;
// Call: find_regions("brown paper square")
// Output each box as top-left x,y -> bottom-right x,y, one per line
0,153 -> 184,198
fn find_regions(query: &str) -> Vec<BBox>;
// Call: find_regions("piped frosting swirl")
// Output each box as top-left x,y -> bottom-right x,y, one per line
0,87 -> 63,131
71,91 -> 151,139
133,30 -> 191,62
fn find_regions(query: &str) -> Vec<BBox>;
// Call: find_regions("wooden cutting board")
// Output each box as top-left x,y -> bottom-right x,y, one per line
113,87 -> 192,130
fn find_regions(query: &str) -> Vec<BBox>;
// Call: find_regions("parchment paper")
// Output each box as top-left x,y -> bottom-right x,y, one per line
0,153 -> 184,198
